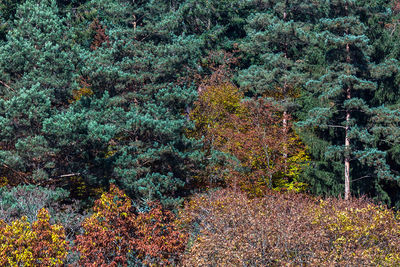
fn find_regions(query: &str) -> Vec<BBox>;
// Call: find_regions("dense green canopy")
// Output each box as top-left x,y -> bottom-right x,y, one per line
1,0 -> 400,207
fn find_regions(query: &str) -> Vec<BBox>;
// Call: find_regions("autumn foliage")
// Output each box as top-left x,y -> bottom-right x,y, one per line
74,184 -> 136,266
180,189 -> 400,266
190,82 -> 308,195
74,184 -> 187,266
134,202 -> 188,265
89,18 -> 110,51
0,208 -> 68,266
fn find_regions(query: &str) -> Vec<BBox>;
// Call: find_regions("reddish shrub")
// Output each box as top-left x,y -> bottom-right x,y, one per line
74,185 -> 187,266
180,189 -> 400,266
74,185 -> 136,266
134,202 -> 188,265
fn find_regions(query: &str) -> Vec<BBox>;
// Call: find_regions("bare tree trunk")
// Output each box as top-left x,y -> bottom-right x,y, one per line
344,15 -> 351,200
282,110 -> 288,171
344,86 -> 351,200
282,3 -> 289,171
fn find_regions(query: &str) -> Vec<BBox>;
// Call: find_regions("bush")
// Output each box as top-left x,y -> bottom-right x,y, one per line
134,201 -> 188,265
0,185 -> 68,223
0,208 -> 68,266
180,188 -> 400,266
74,184 -> 187,266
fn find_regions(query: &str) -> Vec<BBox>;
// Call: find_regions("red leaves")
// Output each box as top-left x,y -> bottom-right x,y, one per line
134,202 -> 188,265
74,185 -> 187,266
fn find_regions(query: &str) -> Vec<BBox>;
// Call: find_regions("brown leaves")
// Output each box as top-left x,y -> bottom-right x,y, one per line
180,189 -> 400,266
74,185 -> 187,266
89,18 -> 110,51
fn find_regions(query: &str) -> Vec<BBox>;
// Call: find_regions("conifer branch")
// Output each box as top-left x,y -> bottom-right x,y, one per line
0,80 -> 15,91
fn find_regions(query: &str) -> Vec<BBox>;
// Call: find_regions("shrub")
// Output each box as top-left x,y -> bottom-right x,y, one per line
74,184 -> 136,266
0,208 -> 68,266
0,185 -> 69,223
180,188 -> 400,266
313,198 -> 400,265
74,184 -> 187,266
134,202 -> 188,265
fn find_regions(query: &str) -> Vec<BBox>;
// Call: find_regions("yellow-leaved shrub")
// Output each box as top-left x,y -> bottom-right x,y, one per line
0,208 -> 68,266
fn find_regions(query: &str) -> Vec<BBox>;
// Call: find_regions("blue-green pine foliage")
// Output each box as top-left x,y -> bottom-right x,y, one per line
238,0 -> 326,100
0,0 -> 80,183
297,0 -> 400,206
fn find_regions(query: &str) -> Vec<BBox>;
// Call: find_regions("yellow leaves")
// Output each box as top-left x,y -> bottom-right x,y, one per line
0,176 -> 8,187
69,176 -> 105,199
69,87 -> 94,103
104,149 -> 117,159
0,208 -> 68,266
312,199 -> 400,265
189,82 -> 245,140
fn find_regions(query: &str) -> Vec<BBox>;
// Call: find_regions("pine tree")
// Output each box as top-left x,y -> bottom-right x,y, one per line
298,0 -> 399,204
113,85 -> 202,207
51,0 -> 205,204
238,0 -> 326,98
237,0 -> 325,174
0,0 -> 80,183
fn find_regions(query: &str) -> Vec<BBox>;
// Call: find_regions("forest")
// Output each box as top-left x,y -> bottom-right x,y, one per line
1,0 -> 400,265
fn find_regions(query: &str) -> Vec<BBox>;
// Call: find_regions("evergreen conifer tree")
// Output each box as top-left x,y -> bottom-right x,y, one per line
0,0 -> 80,183
52,0 -> 205,205
298,0 -> 399,204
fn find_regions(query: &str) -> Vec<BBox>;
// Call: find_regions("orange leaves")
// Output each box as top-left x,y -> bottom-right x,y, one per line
190,82 -> 308,195
74,184 -> 136,266
0,208 -> 68,266
134,202 -> 188,265
74,185 -> 187,266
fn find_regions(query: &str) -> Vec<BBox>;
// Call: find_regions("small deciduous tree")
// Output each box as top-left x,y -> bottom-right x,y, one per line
74,184 -> 136,266
190,82 -> 308,194
134,202 -> 188,266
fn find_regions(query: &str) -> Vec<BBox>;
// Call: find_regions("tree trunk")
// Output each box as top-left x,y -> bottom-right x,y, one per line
344,37 -> 351,200
282,110 -> 288,171
344,93 -> 351,200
